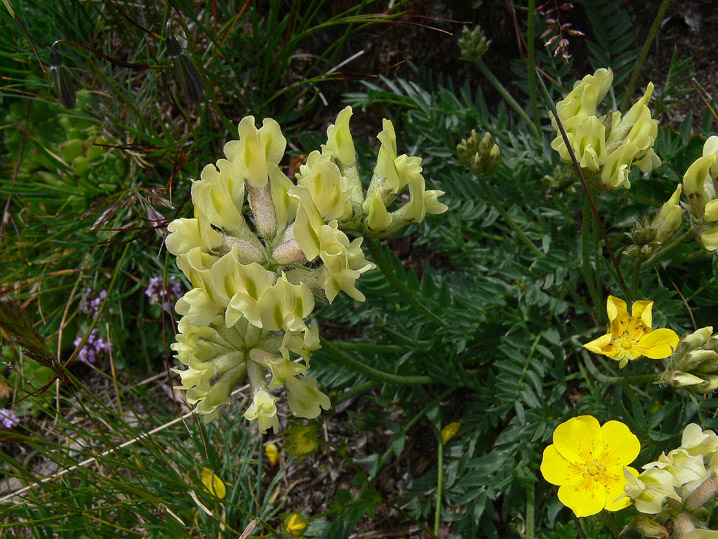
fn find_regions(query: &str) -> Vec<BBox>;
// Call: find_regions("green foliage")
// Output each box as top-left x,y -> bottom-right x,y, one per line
577,0 -> 639,88
2,0 -> 718,537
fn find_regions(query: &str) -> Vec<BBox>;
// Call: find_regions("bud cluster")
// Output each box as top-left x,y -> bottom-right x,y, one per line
456,131 -> 501,177
660,327 -> 718,394
458,25 -> 490,62
626,185 -> 684,259
550,68 -> 661,191
167,107 -> 447,430
682,136 -> 718,252
624,423 -> 718,538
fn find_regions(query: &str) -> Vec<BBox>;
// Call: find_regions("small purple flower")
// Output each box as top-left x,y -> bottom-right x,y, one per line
145,275 -> 183,312
73,328 -> 108,364
81,288 -> 107,316
0,408 -> 19,429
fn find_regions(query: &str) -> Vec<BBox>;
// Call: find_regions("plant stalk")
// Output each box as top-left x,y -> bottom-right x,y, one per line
320,338 -> 434,385
475,59 -> 541,142
620,0 -> 673,112
363,238 -> 446,326
476,174 -> 543,258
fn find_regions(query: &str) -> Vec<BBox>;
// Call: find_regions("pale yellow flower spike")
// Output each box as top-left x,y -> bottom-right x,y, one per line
540,415 -> 640,517
583,295 -> 679,368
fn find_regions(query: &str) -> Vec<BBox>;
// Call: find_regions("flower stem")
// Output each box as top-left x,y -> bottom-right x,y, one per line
475,174 -> 543,258
334,380 -> 380,405
631,257 -> 643,300
526,480 -> 535,539
581,196 -> 602,310
643,228 -> 696,268
475,59 -> 541,142
526,0 -> 541,137
434,421 -> 444,536
599,511 -> 621,536
331,341 -> 413,354
582,351 -> 660,385
363,238 -> 446,326
535,71 -> 628,293
320,338 -> 434,385
619,0 -> 673,112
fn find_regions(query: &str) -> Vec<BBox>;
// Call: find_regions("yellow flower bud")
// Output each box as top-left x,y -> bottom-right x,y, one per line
284,512 -> 309,536
265,443 -> 280,466
652,185 -> 682,242
200,468 -> 226,499
441,422 -> 461,445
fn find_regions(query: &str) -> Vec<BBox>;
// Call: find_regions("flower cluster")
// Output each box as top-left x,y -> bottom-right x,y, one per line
80,288 -> 106,315
0,408 -> 19,429
661,326 -> 718,393
624,424 -> 718,537
683,136 -> 718,251
540,415 -> 640,517
537,1 -> 584,62
74,288 -> 109,364
145,275 -> 184,312
551,68 -> 661,190
72,328 -> 108,364
456,130 -> 501,177
583,296 -> 679,369
166,107 -> 446,430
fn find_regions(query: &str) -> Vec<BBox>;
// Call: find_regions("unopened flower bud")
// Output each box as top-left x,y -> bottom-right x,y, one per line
457,131 -> 501,176
662,370 -> 705,388
50,46 -> 76,109
684,350 -> 718,373
669,513 -> 697,536
458,25 -> 490,62
628,515 -> 669,538
684,475 -> 718,510
284,512 -> 309,536
441,422 -> 461,445
652,185 -> 683,242
167,34 -> 204,103
625,244 -> 641,258
265,442 -> 280,466
706,335 -> 718,352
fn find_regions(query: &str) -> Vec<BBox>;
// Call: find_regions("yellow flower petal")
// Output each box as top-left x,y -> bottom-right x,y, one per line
606,295 -> 628,327
557,477 -> 606,517
200,468 -> 226,499
583,333 -> 612,355
601,420 -> 641,466
540,444 -> 573,486
636,328 -> 679,359
553,415 -> 603,465
631,300 -> 653,329
603,465 -> 636,511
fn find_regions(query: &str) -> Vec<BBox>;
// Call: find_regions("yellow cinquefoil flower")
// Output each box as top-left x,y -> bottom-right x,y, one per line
583,296 -> 679,368
541,415 -> 640,517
